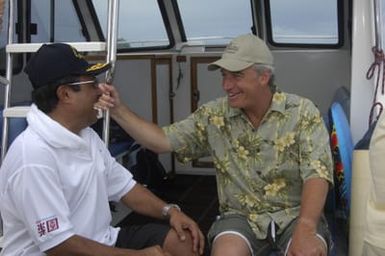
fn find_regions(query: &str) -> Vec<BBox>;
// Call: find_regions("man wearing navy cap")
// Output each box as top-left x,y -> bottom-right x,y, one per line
0,43 -> 204,256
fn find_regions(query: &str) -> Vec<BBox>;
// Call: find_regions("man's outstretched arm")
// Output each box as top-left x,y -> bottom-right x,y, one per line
96,83 -> 172,154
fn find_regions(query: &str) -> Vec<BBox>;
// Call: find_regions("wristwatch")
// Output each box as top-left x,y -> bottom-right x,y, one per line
161,203 -> 181,218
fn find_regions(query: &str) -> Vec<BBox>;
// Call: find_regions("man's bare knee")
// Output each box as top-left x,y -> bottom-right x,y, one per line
163,229 -> 199,256
211,234 -> 251,256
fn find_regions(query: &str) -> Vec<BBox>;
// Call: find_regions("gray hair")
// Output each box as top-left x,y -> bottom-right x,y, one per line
252,64 -> 276,92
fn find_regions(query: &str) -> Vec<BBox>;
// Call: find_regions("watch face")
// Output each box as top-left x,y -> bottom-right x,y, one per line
161,205 -> 169,217
162,204 -> 181,218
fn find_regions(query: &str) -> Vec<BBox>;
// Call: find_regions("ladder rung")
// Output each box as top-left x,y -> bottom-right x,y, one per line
6,42 -> 106,53
3,106 -> 31,118
0,76 -> 9,86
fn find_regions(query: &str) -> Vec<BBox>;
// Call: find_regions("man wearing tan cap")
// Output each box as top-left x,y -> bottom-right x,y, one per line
97,34 -> 333,256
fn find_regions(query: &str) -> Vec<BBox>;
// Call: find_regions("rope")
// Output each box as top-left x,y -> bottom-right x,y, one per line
369,102 -> 383,125
366,47 -> 385,125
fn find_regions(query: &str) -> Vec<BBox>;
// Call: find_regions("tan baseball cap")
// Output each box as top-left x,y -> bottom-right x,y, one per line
208,34 -> 273,72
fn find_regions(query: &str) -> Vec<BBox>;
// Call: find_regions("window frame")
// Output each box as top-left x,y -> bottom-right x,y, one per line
73,0 -> 105,42
172,0 -> 256,47
113,0 -> 175,53
264,0 -> 344,49
171,0 -> 187,42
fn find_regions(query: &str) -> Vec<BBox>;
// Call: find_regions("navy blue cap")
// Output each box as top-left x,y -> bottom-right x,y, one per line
25,43 -> 110,89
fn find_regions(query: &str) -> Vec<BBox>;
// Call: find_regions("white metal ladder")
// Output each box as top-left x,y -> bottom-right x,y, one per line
0,0 -> 120,240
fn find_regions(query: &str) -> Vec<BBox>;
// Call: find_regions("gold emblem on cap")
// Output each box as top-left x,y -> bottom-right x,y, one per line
87,63 -> 108,72
70,46 -> 85,59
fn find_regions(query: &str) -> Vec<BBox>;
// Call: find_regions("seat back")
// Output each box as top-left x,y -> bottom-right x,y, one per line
0,107 -> 28,157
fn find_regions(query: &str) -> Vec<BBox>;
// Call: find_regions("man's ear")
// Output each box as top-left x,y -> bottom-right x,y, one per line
258,70 -> 271,87
56,85 -> 71,102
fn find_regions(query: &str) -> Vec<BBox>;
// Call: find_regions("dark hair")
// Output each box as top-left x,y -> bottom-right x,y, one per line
31,76 -> 81,113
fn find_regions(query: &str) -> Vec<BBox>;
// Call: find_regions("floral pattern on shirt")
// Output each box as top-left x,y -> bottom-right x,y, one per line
163,90 -> 333,238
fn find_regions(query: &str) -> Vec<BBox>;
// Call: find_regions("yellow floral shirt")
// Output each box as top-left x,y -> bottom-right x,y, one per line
163,90 -> 333,239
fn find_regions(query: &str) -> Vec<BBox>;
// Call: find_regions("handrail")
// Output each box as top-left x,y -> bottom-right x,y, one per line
6,42 -> 106,53
103,0 -> 120,147
0,0 -> 16,241
0,76 -> 9,86
373,0 -> 383,51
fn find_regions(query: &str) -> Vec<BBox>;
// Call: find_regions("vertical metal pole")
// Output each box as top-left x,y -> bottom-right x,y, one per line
373,0 -> 382,50
1,0 -> 16,239
1,0 -> 15,162
373,0 -> 384,107
103,0 -> 119,147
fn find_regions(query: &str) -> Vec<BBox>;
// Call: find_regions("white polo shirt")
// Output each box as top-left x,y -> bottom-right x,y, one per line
0,104 -> 136,255
366,111 -> 385,249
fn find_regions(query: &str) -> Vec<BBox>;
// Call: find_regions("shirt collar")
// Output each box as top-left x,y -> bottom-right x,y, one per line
27,104 -> 89,150
269,89 -> 286,115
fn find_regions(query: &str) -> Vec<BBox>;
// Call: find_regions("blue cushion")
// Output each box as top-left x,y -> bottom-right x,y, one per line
330,102 -> 354,213
108,141 -> 132,158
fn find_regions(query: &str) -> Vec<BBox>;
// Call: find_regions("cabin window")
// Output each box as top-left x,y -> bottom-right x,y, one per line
176,0 -> 254,45
30,0 -> 87,43
92,0 -> 171,50
266,0 -> 340,46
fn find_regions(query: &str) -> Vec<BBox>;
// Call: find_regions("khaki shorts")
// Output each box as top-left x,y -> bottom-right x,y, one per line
207,214 -> 331,256
363,241 -> 385,256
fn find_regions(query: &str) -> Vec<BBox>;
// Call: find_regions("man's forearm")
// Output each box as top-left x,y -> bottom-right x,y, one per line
120,183 -> 168,219
287,178 -> 330,254
46,235 -> 135,256
297,178 -> 329,230
111,104 -> 172,154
